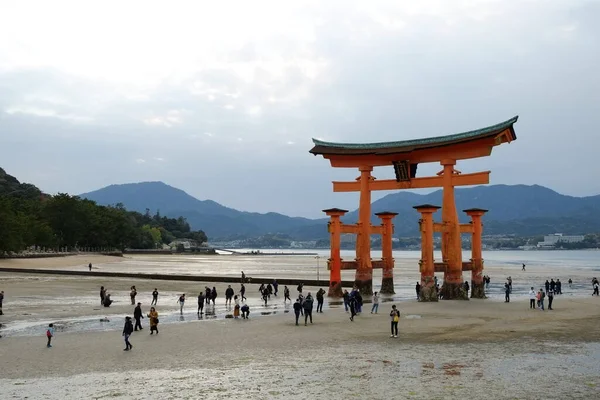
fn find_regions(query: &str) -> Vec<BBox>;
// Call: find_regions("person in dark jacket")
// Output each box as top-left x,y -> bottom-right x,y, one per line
348,295 -> 357,321
273,280 -> 279,296
355,291 -> 363,314
240,284 -> 247,302
100,286 -> 106,305
463,281 -> 470,297
293,298 -> 302,325
343,290 -> 349,312
197,292 -> 205,315
122,317 -> 134,351
103,293 -> 113,307
225,285 -> 234,307
241,304 -> 250,319
316,288 -> 325,313
133,302 -> 143,331
211,287 -> 217,305
303,294 -> 314,325
284,286 -> 291,303
205,287 -> 211,305
151,288 -> 159,305
415,282 -> 421,300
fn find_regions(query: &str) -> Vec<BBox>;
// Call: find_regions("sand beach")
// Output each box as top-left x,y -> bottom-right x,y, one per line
1,253 -> 600,399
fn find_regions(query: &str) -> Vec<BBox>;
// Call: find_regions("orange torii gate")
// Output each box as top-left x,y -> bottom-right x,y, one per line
310,116 -> 518,299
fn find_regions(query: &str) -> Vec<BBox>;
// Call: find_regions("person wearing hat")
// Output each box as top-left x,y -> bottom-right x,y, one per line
134,302 -> 144,331
122,317 -> 134,351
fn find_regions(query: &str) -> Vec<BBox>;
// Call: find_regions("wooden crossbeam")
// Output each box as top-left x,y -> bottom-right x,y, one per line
333,171 -> 490,192
430,223 -> 473,233
339,224 -> 384,235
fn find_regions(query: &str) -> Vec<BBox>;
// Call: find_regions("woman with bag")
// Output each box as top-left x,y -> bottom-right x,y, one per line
389,305 -> 400,338
147,307 -> 159,335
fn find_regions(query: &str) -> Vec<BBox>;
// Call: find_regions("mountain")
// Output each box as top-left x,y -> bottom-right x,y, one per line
79,181 -> 600,239
79,182 -> 317,239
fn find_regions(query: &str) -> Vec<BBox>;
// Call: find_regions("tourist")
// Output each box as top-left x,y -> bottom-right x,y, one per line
545,280 -> 550,294
103,293 -> 113,307
266,283 -> 273,299
348,295 -> 357,322
293,298 -> 302,325
211,287 -> 217,305
529,287 -> 536,309
130,286 -> 137,305
133,302 -> 144,331
343,290 -> 350,312
0,290 -> 3,315
303,293 -> 314,325
233,302 -> 240,318
548,289 -> 554,310
593,280 -> 599,296
415,282 -> 421,300
241,303 -> 250,319
536,289 -> 542,308
147,307 -> 159,335
258,283 -> 265,294
316,288 -> 325,313
99,286 -> 105,306
355,290 -> 363,314
389,305 -> 400,338
240,283 -> 247,302
485,276 -> 491,290
550,279 -> 556,293
568,278 -> 573,289
297,283 -> 304,294
151,288 -> 159,305
46,323 -> 54,348
539,289 -> 545,311
283,286 -> 291,303
262,287 -> 269,306
205,287 -> 211,305
298,293 -> 304,316
197,292 -> 205,315
241,271 -> 246,283
371,291 -> 379,314
463,281 -> 470,297
504,282 -> 510,303
522,263 -> 526,271
122,316 -> 134,351
436,284 -> 442,299
508,277 -> 513,293
225,285 -> 234,306
273,280 -> 279,296
178,294 -> 186,314
556,279 -> 562,294
88,263 -> 92,272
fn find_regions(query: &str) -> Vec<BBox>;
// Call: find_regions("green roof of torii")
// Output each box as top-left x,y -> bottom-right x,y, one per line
310,116 -> 518,155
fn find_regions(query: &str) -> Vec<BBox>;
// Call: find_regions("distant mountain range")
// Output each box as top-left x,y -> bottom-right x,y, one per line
79,181 -> 600,240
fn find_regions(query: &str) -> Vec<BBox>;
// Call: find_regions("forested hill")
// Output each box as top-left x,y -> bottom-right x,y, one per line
0,168 -> 207,253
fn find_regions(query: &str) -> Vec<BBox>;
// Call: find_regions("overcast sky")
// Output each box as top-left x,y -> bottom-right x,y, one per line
1,0 -> 599,218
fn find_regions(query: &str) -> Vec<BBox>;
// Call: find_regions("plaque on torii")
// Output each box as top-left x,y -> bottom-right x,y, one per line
310,116 -> 518,299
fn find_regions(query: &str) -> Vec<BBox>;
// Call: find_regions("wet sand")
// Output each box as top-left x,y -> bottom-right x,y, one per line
1,254 -> 599,399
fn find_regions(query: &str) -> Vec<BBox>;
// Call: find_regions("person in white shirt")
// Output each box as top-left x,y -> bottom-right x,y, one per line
529,287 -> 536,309
371,292 -> 380,314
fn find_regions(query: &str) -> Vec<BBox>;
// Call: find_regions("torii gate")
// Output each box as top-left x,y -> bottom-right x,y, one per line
310,116 -> 518,299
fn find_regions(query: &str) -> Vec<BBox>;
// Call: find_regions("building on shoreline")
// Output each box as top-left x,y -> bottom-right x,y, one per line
537,233 -> 584,249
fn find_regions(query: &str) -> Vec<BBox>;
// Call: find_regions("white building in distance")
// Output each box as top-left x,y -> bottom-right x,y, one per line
537,233 -> 584,248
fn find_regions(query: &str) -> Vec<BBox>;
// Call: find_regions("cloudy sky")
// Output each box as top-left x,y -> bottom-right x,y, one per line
1,0 -> 599,218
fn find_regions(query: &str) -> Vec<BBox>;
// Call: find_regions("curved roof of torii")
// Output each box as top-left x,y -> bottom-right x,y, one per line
309,116 -> 518,156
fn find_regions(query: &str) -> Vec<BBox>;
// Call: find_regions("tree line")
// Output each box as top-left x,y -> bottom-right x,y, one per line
0,179 -> 207,253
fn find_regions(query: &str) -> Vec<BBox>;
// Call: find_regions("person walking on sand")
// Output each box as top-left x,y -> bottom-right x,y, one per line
316,288 -> 325,313
548,289 -> 554,310
389,305 -> 400,338
293,298 -> 302,325
539,289 -> 545,311
284,286 -> 291,303
147,307 -> 159,335
46,323 -> 54,348
211,287 -> 218,305
463,281 -> 470,297
522,263 -> 526,271
371,291 -> 379,314
205,287 -> 211,305
556,279 -> 562,295
529,287 -> 536,309
130,286 -> 137,305
122,316 -> 134,351
349,295 -> 357,321
273,280 -> 279,296
593,281 -> 599,296
415,282 -> 421,300
88,263 -> 92,272
262,287 -> 269,306
240,283 -> 247,302
134,302 -> 144,331
241,271 -> 246,283
355,290 -> 363,314
343,289 -> 350,312
225,285 -> 234,307
100,286 -> 105,306
303,293 -> 314,325
504,282 -> 510,303
151,288 -> 159,305
178,294 -> 186,314
197,292 -> 205,315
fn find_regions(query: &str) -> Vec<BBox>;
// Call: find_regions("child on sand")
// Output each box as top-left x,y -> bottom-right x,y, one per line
46,323 -> 54,348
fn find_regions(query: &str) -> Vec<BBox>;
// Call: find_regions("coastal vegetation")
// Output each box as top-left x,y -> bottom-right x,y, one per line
0,168 -> 207,253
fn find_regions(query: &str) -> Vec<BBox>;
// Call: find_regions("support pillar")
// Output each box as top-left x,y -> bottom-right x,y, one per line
353,166 -> 374,295
323,208 -> 348,297
376,212 -> 398,294
440,160 -> 467,300
414,205 -> 440,302
464,208 -> 488,299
